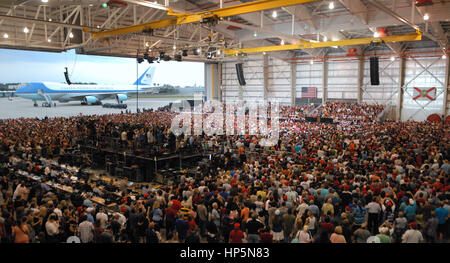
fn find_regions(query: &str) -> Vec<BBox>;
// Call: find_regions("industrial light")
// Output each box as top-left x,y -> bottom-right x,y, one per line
89,4 -> 93,7
47,38 -> 51,43
217,49 -> 221,55
329,2 -> 334,9
423,13 -> 429,21
373,32 -> 380,38
42,0 -> 48,3
173,44 -> 176,50
272,10 -> 277,18
323,36 -> 327,42
48,18 -> 52,22
280,39 -> 285,45
310,60 -> 314,65
23,27 -> 29,33
145,42 -> 149,47
263,51 -> 266,55
69,32 -> 74,38
3,33 -> 8,38
443,54 -> 447,59
253,31 -> 258,37
96,25 -> 100,29
390,56 -> 395,61
197,48 -> 201,53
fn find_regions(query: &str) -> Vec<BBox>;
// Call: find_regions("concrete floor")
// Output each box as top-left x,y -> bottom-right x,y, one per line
0,97 -> 179,119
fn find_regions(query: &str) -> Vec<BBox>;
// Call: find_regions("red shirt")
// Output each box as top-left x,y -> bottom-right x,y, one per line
229,229 -> 244,243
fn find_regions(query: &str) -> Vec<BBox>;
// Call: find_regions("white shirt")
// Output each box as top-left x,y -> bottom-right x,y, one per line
366,202 -> 381,214
53,208 -> 62,218
45,221 -> 59,236
78,221 -> 94,243
96,212 -> 109,228
402,230 -> 424,243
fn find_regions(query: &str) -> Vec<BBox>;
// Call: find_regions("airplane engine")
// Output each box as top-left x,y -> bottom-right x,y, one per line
115,94 -> 128,104
83,96 -> 101,105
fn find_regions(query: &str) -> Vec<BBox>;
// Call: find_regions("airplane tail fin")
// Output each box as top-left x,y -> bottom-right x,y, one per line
133,66 -> 156,86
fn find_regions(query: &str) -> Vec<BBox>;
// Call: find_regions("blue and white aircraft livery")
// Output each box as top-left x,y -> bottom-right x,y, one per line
14,66 -> 157,107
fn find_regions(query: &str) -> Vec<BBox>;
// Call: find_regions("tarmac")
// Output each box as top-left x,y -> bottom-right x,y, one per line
0,97 -> 180,119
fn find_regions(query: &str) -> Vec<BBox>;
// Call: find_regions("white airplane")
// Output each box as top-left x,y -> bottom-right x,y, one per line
14,66 -> 157,107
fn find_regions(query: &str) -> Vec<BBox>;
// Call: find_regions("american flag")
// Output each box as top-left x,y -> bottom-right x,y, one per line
301,87 -> 317,98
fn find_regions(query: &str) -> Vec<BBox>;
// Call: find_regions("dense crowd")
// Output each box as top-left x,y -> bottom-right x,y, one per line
0,102 -> 448,243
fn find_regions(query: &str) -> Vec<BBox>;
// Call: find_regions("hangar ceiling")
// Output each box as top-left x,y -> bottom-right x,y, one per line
0,0 -> 448,61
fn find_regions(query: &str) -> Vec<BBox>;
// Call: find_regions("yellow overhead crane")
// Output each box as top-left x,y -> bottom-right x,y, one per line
223,31 -> 423,55
84,0 -> 321,39
83,0 -> 424,55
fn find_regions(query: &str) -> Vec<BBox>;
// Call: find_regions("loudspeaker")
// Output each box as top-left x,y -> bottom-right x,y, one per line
235,63 -> 246,86
64,67 -> 72,85
370,56 -> 380,86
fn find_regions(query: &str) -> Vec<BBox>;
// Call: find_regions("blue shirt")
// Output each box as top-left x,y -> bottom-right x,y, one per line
86,212 -> 95,223
435,207 -> 448,224
83,199 -> 93,208
404,204 -> 416,217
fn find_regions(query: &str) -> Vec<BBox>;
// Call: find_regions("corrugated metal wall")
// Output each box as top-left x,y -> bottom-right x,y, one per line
363,57 -> 399,105
402,54 -> 445,121
220,49 -> 447,121
221,58 -> 264,102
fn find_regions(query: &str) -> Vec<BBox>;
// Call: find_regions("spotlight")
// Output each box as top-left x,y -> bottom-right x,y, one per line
272,10 -> 277,18
329,2 -> 334,9
47,38 -> 51,43
373,32 -> 380,38
137,57 -> 144,63
173,44 -> 176,50
102,3 -> 108,8
310,60 -> 314,65
193,48 -> 200,55
145,42 -> 149,47
390,56 -> 395,61
49,18 -> 52,22
323,36 -> 327,42
253,31 -> 258,37
443,54 -> 447,59
280,39 -> 285,45
423,14 -> 429,21
69,32 -> 74,38
3,33 -> 8,38
182,50 -> 188,56
42,0 -> 48,3
263,52 -> 266,55
23,27 -> 29,33
217,49 -> 221,55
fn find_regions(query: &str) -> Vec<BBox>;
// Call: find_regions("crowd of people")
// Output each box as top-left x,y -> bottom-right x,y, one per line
0,102 -> 448,243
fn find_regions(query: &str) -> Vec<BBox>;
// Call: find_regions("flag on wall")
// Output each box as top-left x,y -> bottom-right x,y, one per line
412,87 -> 436,101
301,87 -> 317,98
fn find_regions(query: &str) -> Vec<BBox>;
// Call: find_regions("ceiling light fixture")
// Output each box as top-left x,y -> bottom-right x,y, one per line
272,10 -> 277,18
329,2 -> 334,9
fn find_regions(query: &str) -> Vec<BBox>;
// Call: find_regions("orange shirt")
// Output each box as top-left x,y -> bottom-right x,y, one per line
12,225 -> 30,243
241,207 -> 250,222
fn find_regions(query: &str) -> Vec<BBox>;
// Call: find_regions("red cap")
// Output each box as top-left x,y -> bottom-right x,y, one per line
234,223 -> 240,229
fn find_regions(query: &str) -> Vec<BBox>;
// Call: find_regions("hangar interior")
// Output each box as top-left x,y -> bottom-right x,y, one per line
0,0 -> 449,121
